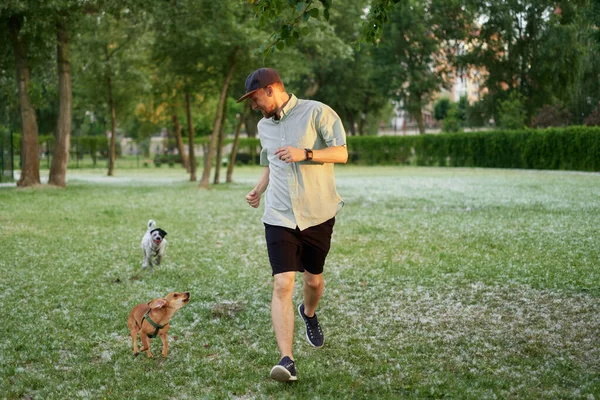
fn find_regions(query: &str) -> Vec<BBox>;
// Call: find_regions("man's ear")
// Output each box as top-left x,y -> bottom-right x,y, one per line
149,299 -> 167,309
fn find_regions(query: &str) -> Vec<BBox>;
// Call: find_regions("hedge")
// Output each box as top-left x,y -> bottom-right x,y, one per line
12,134 -> 110,156
9,126 -> 600,171
346,126 -> 600,172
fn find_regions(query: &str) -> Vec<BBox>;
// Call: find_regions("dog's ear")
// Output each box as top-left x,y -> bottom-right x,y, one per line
150,228 -> 167,238
149,299 -> 168,309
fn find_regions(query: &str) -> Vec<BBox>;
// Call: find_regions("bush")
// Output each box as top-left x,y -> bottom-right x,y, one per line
584,102 -> 600,126
153,153 -> 183,167
466,99 -> 489,127
498,92 -> 527,129
442,103 -> 462,133
532,104 -> 572,128
434,98 -> 451,121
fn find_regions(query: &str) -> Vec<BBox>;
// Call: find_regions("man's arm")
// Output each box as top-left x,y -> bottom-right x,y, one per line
245,166 -> 270,208
274,145 -> 348,164
310,145 -> 348,164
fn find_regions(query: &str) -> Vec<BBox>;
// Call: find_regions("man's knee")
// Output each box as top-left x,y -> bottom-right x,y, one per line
273,272 -> 295,298
304,273 -> 324,291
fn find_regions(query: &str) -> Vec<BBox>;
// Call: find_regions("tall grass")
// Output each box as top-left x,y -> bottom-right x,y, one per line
1,166 -> 599,399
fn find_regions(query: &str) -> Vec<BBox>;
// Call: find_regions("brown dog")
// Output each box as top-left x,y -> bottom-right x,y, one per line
127,291 -> 190,358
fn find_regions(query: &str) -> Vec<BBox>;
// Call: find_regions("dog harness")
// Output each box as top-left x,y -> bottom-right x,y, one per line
142,308 -> 168,338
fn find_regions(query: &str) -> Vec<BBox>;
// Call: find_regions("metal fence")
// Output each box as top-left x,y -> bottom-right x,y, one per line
0,128 -> 15,183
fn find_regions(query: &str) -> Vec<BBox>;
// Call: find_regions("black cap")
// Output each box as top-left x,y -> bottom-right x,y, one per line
236,68 -> 281,103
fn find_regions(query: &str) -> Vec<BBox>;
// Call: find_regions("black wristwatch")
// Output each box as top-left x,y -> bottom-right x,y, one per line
304,148 -> 313,161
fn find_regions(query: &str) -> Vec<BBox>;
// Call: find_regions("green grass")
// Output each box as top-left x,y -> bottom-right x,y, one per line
1,166 -> 599,399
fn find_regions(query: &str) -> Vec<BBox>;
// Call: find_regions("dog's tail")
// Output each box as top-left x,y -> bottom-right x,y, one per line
148,219 -> 156,230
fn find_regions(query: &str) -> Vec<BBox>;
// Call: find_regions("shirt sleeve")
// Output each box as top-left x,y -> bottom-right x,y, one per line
316,104 -> 347,147
260,147 -> 270,166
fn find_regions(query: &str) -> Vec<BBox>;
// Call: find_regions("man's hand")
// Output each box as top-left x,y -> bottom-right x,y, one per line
246,189 -> 261,208
275,146 -> 305,163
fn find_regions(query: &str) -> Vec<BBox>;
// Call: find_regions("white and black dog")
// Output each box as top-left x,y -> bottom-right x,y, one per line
141,219 -> 167,271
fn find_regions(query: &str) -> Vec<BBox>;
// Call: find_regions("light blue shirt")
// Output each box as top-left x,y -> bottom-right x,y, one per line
258,94 -> 346,231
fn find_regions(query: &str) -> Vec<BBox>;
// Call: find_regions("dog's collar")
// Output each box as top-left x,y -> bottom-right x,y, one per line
142,308 -> 168,339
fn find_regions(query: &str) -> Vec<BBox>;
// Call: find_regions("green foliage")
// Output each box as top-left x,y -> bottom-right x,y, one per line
457,96 -> 468,124
358,0 -> 402,43
251,0 -> 332,55
498,92 -> 527,130
442,103 -> 462,133
462,0 -> 591,122
346,126 -> 600,171
373,0 -> 473,133
251,0 -> 405,48
466,99 -> 489,128
434,98 -> 450,121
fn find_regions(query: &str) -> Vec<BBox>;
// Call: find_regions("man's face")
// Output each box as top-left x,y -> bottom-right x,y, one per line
250,87 -> 277,118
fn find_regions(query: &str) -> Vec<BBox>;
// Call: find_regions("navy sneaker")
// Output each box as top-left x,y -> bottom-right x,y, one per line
270,356 -> 297,382
298,303 -> 324,348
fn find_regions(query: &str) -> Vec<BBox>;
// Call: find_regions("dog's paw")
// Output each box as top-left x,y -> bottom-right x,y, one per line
133,352 -> 139,358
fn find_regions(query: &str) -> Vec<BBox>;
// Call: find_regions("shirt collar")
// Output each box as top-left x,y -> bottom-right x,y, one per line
272,94 -> 297,122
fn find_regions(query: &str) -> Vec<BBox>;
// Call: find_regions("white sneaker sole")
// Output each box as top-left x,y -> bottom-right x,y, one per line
270,365 -> 297,382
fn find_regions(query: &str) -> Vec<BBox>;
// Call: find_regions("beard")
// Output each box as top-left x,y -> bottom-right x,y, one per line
261,108 -> 278,119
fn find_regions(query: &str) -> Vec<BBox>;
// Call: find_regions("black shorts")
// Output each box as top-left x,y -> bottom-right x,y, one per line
264,217 -> 336,276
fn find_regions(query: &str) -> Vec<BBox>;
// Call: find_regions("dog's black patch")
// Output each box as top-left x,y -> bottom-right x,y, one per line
151,228 -> 168,238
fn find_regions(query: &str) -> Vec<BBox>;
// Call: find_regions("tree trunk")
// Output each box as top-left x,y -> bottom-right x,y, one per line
9,15 -> 40,187
199,57 -> 236,189
227,101 -> 249,183
213,98 -> 228,184
107,74 -> 117,176
244,111 -> 261,164
104,45 -> 117,176
358,113 -> 366,136
415,110 -> 425,134
49,21 -> 72,187
185,90 -> 196,181
347,112 -> 356,136
172,113 -> 189,171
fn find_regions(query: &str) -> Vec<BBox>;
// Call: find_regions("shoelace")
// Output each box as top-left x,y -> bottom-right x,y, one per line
307,320 -> 322,338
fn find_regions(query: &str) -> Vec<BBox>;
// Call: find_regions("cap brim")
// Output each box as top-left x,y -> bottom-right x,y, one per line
236,88 -> 260,103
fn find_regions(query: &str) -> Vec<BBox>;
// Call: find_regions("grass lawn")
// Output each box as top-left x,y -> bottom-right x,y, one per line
1,165 -> 599,399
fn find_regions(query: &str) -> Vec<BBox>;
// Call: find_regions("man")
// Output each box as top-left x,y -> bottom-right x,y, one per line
238,68 -> 348,382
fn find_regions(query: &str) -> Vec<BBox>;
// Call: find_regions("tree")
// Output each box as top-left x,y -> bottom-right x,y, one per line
48,17 -> 72,187
298,0 -> 388,136
226,101 -> 249,183
374,0 -> 474,133
462,0 -> 590,123
2,11 -> 42,187
74,4 -> 150,177
199,49 -> 237,189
